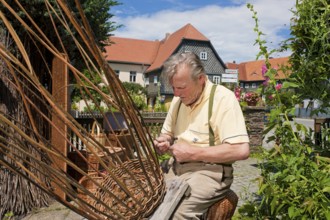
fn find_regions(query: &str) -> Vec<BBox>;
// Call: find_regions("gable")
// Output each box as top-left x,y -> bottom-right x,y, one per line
146,23 -> 210,72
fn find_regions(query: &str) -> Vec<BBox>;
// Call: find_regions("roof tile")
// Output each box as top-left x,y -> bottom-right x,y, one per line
104,24 -> 209,72
226,57 -> 290,81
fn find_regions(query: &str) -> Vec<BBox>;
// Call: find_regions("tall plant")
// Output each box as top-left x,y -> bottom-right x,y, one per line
289,0 -> 330,114
236,3 -> 330,220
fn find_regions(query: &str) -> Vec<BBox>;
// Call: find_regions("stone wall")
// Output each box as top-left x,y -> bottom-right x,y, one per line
243,106 -> 266,152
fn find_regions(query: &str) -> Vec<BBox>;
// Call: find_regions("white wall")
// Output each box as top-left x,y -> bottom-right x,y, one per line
108,63 -> 149,86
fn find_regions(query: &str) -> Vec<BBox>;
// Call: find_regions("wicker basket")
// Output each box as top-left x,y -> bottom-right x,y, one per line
77,173 -> 103,202
205,189 -> 238,220
79,159 -> 165,219
89,121 -> 106,153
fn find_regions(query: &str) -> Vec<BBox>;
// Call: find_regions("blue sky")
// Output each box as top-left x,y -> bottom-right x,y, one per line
111,0 -> 296,63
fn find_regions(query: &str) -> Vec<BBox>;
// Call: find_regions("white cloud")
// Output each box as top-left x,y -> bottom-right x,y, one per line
113,0 -> 295,63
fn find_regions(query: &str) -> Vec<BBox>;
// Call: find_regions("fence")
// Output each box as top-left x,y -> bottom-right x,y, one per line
69,111 -> 166,152
70,111 -> 330,153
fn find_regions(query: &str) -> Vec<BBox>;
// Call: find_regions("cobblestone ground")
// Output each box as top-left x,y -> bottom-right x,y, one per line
231,157 -> 261,208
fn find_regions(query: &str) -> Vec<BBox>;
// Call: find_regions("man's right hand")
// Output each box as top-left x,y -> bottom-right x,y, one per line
153,134 -> 172,155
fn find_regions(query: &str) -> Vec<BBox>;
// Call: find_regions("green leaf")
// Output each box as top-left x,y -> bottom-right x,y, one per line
282,81 -> 299,89
288,206 -> 295,218
323,187 -> 330,193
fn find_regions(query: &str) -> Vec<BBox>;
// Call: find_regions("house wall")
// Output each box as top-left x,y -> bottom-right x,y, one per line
179,40 -> 225,74
239,81 -> 263,91
108,63 -> 149,86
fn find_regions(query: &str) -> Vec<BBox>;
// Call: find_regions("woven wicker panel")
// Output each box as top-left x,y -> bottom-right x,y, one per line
206,189 -> 238,220
82,159 -> 166,219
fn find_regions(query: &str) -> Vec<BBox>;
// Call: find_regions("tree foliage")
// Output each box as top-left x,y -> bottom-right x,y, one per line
0,0 -> 121,72
122,82 -> 147,110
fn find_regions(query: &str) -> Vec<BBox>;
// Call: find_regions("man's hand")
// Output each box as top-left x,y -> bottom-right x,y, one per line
169,142 -> 195,163
153,134 -> 173,155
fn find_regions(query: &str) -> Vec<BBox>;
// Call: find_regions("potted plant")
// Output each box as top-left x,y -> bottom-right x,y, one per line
243,91 -> 260,106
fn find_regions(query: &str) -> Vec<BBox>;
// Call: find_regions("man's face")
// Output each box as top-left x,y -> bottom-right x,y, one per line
171,64 -> 205,106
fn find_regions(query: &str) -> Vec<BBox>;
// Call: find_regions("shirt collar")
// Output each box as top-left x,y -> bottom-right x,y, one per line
190,79 -> 213,110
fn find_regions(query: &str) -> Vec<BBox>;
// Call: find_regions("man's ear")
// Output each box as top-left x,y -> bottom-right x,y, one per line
198,74 -> 206,82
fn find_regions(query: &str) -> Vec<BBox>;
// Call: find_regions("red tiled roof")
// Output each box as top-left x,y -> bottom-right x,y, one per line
104,24 -> 209,72
104,37 -> 160,65
148,23 -> 209,72
104,24 -> 290,82
226,57 -> 290,81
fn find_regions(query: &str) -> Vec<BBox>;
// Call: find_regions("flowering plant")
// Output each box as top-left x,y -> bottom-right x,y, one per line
234,86 -> 242,101
243,92 -> 260,104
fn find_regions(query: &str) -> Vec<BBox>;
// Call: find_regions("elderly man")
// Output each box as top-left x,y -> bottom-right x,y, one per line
154,52 -> 250,219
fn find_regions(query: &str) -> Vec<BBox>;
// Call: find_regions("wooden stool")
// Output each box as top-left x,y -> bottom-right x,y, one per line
205,189 -> 238,220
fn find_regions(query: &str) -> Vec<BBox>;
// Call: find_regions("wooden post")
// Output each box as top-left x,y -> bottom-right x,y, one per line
51,55 -> 69,200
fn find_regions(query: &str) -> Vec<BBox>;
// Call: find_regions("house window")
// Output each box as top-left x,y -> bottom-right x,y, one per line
129,71 -> 136,82
252,83 -> 257,88
154,75 -> 158,84
114,70 -> 120,77
245,84 -> 249,88
145,77 -> 149,86
213,76 -> 220,85
200,52 -> 208,60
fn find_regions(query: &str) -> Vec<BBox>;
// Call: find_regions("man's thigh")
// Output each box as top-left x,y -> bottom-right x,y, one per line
172,167 -> 232,219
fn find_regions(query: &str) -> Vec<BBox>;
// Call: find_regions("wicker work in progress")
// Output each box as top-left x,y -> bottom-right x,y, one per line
0,1 -> 166,219
80,159 -> 166,219
206,189 -> 238,220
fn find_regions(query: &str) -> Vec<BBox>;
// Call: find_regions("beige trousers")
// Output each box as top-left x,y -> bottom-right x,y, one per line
171,162 -> 233,220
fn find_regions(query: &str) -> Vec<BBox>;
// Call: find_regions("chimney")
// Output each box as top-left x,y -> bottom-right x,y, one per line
165,33 -> 170,41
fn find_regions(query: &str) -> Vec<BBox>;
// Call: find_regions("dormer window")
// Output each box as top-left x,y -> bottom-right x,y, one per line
200,52 -> 208,60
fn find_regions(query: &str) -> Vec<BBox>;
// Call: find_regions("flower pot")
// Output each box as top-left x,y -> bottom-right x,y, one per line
247,101 -> 257,106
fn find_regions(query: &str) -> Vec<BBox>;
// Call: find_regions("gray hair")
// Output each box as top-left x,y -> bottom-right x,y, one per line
161,52 -> 206,86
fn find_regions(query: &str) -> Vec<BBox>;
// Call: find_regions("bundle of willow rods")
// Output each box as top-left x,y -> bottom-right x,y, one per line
0,0 -> 165,219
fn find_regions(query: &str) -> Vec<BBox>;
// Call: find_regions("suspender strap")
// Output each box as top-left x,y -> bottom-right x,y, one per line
208,84 -> 217,146
175,84 -> 217,146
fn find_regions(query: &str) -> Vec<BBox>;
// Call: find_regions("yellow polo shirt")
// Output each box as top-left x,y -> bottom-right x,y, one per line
161,80 -> 249,147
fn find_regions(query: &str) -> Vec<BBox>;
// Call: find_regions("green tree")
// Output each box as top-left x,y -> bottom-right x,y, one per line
0,0 -> 121,81
122,82 -> 147,110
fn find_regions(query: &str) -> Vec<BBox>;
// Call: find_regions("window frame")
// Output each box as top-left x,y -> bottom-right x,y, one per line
129,71 -> 137,82
200,52 -> 208,60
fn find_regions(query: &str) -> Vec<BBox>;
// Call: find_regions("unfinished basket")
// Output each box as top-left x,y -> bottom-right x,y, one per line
0,1 -> 166,219
205,189 -> 238,220
83,159 -> 166,219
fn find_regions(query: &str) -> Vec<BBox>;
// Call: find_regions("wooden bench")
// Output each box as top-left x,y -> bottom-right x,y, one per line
149,177 -> 238,220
